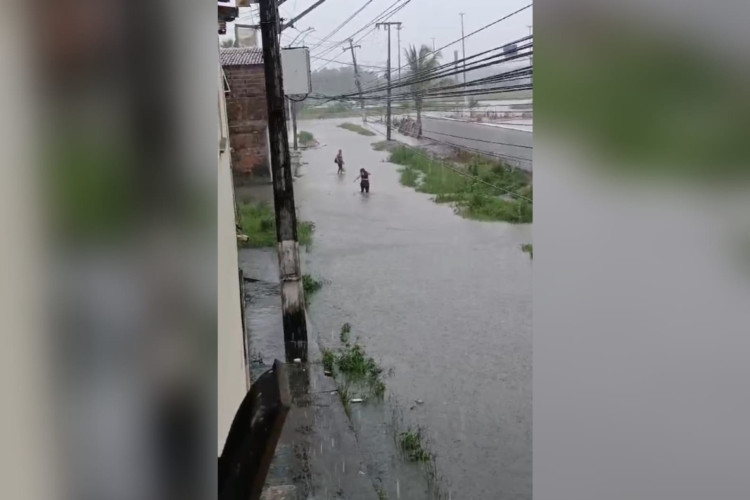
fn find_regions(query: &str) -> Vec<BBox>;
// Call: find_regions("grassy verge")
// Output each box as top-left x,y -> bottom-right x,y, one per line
338,122 -> 376,136
237,202 -> 314,248
521,243 -> 533,259
298,130 -> 316,147
384,145 -> 533,223
371,140 -> 392,152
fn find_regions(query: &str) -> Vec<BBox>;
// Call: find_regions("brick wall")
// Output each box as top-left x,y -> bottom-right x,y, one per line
224,64 -> 269,184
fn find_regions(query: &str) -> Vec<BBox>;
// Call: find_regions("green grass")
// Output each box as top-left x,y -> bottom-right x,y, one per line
337,344 -> 381,378
521,244 -> 533,259
399,430 -> 431,462
302,274 -> 322,305
323,325 -> 386,402
322,349 -> 335,372
371,140 -> 392,152
338,122 -> 376,136
340,323 -> 351,344
237,202 -> 314,248
386,146 -> 533,223
298,130 -> 315,146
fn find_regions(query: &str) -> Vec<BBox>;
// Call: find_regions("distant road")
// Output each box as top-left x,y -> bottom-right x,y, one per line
421,115 -> 533,172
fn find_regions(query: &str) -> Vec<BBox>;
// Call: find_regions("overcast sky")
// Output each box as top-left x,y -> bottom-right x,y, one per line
223,0 -> 532,72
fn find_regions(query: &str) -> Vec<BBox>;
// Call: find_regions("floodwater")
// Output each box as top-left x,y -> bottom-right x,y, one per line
291,119 -> 533,499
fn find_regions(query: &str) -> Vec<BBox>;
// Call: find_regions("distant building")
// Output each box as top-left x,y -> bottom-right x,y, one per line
220,47 -> 271,185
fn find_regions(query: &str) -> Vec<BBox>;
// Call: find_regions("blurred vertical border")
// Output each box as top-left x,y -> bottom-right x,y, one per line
1,2 -> 218,500
535,2 -> 750,500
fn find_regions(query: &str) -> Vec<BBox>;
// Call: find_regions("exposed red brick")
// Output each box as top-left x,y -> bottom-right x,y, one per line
223,64 -> 269,181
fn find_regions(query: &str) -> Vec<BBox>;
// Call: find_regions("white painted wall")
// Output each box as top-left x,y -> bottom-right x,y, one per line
217,62 -> 248,454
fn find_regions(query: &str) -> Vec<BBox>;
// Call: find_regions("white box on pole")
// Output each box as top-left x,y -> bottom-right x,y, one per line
281,47 -> 312,96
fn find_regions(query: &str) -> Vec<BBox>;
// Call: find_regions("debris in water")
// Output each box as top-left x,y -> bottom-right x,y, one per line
324,370 -> 333,376
350,398 -> 364,403
293,358 -> 302,363
415,399 -> 424,405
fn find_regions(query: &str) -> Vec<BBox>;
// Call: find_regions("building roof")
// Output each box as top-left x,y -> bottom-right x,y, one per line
220,47 -> 263,66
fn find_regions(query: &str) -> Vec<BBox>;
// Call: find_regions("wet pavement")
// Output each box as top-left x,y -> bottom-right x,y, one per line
240,118 -> 532,499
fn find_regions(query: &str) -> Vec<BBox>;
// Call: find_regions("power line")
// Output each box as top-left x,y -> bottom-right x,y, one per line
318,42 -> 533,101
332,35 -> 533,98
416,127 -> 533,149
310,54 -> 388,69
309,0 -> 375,52
312,0 -> 411,66
391,4 -> 532,77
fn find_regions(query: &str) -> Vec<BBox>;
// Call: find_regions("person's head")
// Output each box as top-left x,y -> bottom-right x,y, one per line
338,149 -> 342,154
360,168 -> 365,174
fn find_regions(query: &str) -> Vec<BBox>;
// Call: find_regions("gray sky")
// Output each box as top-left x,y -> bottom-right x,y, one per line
224,0 -> 532,72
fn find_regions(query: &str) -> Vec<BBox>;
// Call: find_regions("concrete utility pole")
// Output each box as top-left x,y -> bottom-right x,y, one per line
397,25 -> 403,80
376,21 -> 401,139
344,39 -> 366,123
288,98 -> 298,150
431,37 -> 436,51
459,13 -> 467,106
258,0 -> 308,361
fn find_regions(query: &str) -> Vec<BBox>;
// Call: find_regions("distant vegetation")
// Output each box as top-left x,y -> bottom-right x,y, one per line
382,145 -> 532,223
404,44 -> 442,131
297,130 -> 316,146
237,202 -> 314,248
338,122 -> 376,136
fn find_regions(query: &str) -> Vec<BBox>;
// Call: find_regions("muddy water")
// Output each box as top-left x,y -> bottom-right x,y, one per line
288,119 -> 532,499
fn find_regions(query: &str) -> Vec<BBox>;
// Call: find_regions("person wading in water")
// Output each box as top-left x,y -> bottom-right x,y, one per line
334,149 -> 344,174
354,168 -> 371,193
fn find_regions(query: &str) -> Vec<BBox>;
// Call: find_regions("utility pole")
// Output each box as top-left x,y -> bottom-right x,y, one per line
527,25 -> 533,66
347,41 -> 366,122
459,13 -> 467,106
344,39 -> 366,123
376,21 -> 401,139
454,50 -> 461,115
288,98 -> 298,150
397,25 -> 403,80
431,37 -> 436,51
258,0 -> 308,361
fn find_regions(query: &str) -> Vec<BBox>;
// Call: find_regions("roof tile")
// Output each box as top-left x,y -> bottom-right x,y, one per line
220,47 -> 263,66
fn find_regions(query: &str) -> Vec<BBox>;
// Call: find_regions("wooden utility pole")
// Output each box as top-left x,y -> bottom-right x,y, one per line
344,39 -> 366,123
376,21 -> 401,140
259,0 -> 308,361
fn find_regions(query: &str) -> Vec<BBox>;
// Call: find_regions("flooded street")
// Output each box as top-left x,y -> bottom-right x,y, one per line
292,119 -> 532,499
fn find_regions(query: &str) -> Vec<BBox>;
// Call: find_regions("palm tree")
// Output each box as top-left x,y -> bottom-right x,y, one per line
403,44 -> 441,135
